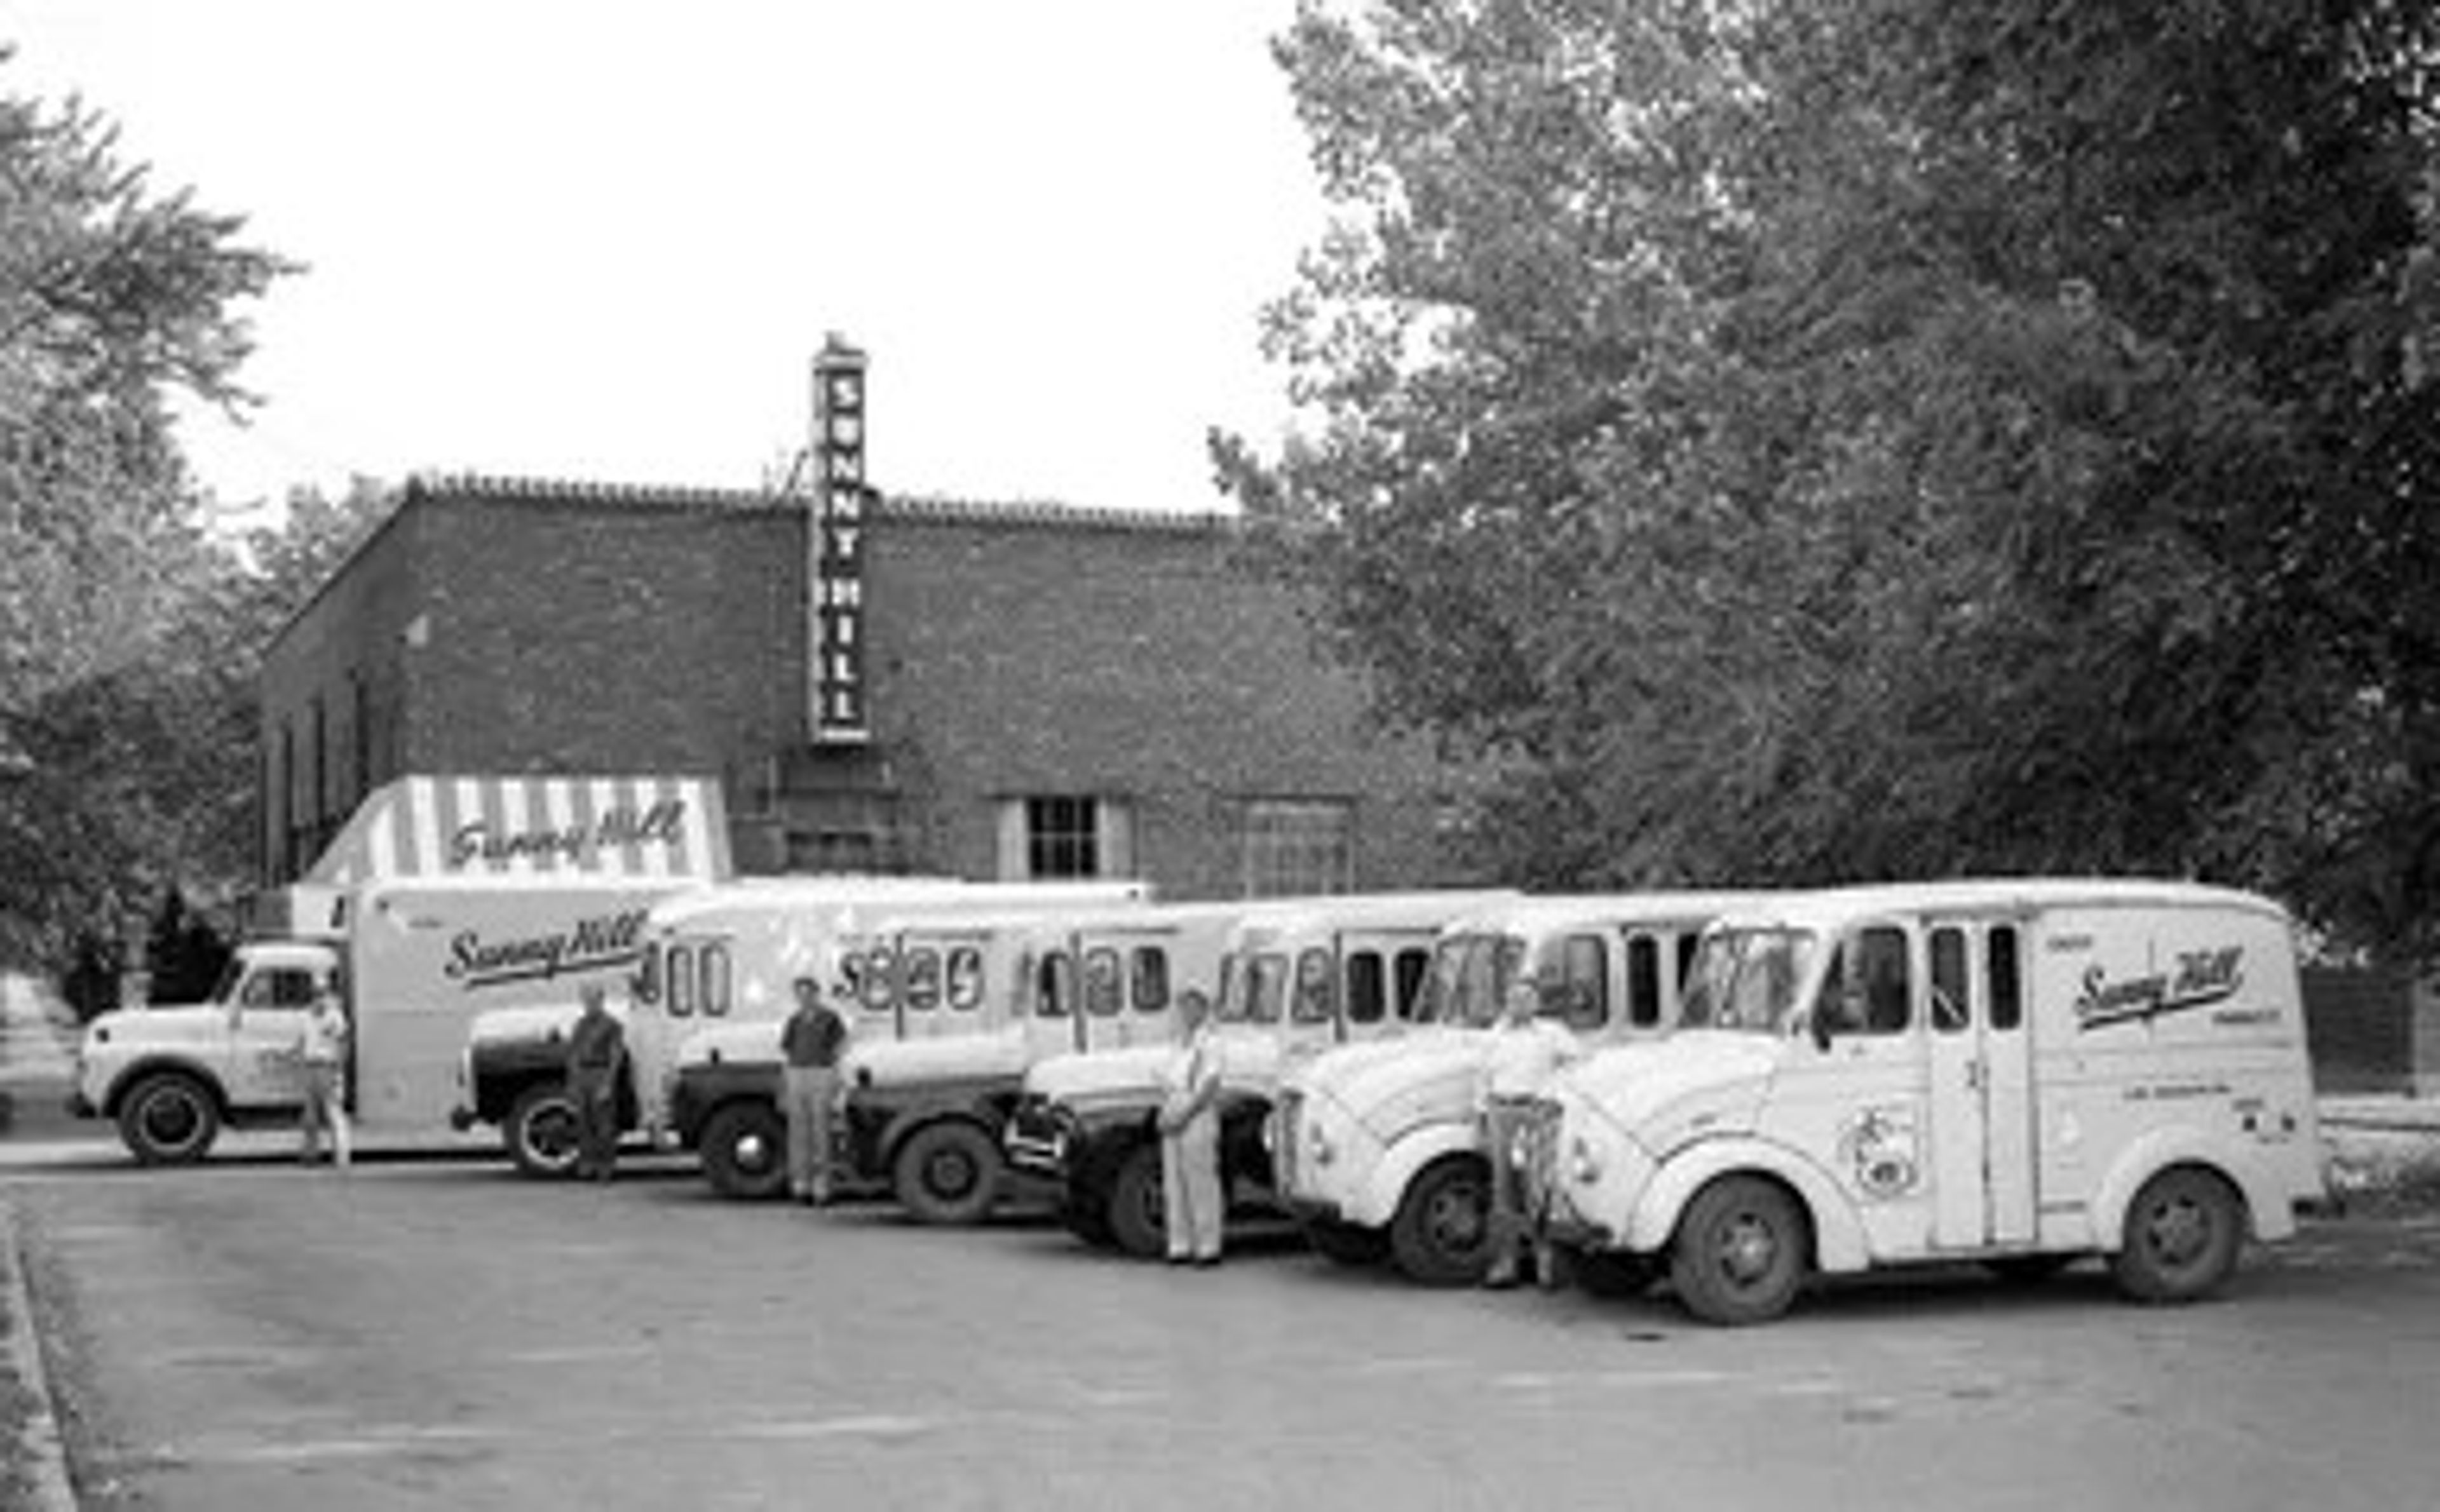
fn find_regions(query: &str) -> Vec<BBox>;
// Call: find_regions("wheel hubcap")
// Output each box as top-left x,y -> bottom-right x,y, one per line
1718,1213 -> 1779,1287
144,1097 -> 197,1145
2149,1198 -> 2209,1267
736,1133 -> 771,1171
928,1151 -> 975,1198
1430,1184 -> 1484,1252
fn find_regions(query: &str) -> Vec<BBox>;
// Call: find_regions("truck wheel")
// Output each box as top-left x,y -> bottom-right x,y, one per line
2111,1167 -> 2243,1305
1303,1217 -> 1389,1268
699,1100 -> 789,1201
1388,1155 -> 1492,1287
893,1121 -> 1004,1226
118,1073 -> 220,1165
1106,1142 -> 1167,1260
505,1083 -> 581,1180
1669,1175 -> 1809,1326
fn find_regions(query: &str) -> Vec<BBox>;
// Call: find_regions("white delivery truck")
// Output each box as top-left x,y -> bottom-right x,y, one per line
829,899 -> 1265,1223
642,879 -> 1153,1194
1533,879 -> 2329,1325
1003,891 -> 1515,1260
1274,893 -> 1752,1285
454,875 -> 1020,1176
71,771 -> 728,1163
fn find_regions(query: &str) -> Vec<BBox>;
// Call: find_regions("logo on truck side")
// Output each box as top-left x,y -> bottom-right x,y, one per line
447,799 -> 689,869
2074,947 -> 2245,1032
445,910 -> 652,990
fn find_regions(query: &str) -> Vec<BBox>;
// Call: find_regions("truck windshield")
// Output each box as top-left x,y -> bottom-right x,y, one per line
207,957 -> 248,1007
1414,934 -> 1523,1028
1217,946 -> 1288,1025
1679,928 -> 1816,1033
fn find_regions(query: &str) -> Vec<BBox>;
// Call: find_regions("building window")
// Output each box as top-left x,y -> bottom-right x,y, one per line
1240,799 -> 1353,898
997,797 -> 1132,881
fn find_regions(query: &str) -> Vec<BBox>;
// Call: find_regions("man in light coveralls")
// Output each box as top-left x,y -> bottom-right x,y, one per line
1157,988 -> 1224,1266
1476,976 -> 1578,1288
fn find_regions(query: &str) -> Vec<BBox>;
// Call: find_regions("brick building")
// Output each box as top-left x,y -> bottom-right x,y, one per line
257,472 -> 1463,901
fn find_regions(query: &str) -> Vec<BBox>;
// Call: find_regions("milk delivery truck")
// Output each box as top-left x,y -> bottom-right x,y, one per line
71,774 -> 726,1164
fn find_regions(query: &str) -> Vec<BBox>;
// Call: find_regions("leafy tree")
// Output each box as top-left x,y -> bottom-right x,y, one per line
1224,1 -> 2440,959
0,55 -> 294,968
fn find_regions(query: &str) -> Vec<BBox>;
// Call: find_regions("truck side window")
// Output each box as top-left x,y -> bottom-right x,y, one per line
1988,926 -> 2023,1031
1556,934 -> 1608,1030
947,947 -> 984,1011
1393,948 -> 1430,1020
1625,934 -> 1663,1029
1249,955 -> 1288,1024
1130,947 -> 1169,1013
1036,951 -> 1073,1019
1345,950 -> 1387,1025
669,945 -> 696,1018
860,948 -> 897,1013
702,945 -> 731,1018
904,948 -> 942,1014
1084,948 -> 1122,1016
1930,928 -> 1969,1034
1860,926 -> 1911,1033
1293,947 -> 1336,1024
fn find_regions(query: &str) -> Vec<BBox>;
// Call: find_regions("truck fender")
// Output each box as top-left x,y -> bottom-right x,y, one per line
2091,1128 -> 2291,1248
1625,1138 -> 1871,1274
1359,1119 -> 1482,1231
104,1057 -> 231,1119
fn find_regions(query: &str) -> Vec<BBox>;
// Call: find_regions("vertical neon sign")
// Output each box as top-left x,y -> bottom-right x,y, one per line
811,334 -> 870,745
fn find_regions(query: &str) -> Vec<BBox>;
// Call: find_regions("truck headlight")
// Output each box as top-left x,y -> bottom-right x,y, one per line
1568,1132 -> 1602,1185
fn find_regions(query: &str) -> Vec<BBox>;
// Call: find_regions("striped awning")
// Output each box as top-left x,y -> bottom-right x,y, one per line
306,774 -> 731,884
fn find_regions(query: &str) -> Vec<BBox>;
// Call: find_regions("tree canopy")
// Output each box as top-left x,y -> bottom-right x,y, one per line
0,54 -> 316,969
1223,0 -> 2440,960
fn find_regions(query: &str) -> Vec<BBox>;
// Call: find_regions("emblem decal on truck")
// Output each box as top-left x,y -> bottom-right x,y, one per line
2074,947 -> 2245,1032
1838,1105 -> 1922,1199
444,910 -> 653,990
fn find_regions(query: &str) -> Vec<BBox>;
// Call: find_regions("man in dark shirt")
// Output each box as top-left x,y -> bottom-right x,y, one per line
780,972 -> 849,1205
566,982 -> 627,1182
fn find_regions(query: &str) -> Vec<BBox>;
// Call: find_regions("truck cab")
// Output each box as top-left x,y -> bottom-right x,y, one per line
72,940 -> 342,1164
1004,891 -> 1514,1260
1275,893 -> 1749,1285
1534,880 -> 2329,1325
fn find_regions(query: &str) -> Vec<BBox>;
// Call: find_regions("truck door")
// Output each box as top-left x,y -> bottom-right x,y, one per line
1766,923 -> 1930,1254
1927,919 -> 2037,1248
227,964 -> 322,1107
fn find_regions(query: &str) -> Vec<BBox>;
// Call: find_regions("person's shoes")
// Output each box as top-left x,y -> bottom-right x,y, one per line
1481,1267 -> 1519,1291
1166,1253 -> 1191,1266
1191,1255 -> 1222,1269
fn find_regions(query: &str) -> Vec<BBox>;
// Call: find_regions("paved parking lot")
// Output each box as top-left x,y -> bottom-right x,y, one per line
4,1144 -> 2439,1512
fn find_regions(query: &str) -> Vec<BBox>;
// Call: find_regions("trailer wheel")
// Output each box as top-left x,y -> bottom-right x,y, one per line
505,1082 -> 581,1180
1669,1175 -> 1809,1326
1388,1155 -> 1493,1287
2111,1166 -> 2243,1305
893,1121 -> 1004,1225
118,1072 -> 220,1165
1302,1217 -> 1389,1268
699,1100 -> 789,1201
1106,1142 -> 1167,1260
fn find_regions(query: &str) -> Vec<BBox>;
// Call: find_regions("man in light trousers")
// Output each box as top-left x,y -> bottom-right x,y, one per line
1477,976 -> 1578,1288
781,973 -> 848,1205
1158,989 -> 1224,1266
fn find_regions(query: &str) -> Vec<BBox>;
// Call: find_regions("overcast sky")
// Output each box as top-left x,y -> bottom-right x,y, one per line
4,1 -> 1332,523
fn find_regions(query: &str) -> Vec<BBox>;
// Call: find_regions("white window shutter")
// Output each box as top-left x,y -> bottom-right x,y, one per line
996,800 -> 1029,881
1097,799 -> 1134,879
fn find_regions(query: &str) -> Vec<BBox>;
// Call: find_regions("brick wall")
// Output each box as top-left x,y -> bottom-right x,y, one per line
258,478 -> 1457,900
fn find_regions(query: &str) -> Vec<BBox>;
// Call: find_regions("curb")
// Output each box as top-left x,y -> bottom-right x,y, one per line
0,1199 -> 78,1512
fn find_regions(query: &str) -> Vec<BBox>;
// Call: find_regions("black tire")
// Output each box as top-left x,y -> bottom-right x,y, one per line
1669,1175 -> 1810,1326
2111,1167 -> 2244,1305
1569,1246 -> 1661,1300
505,1081 -> 582,1180
892,1121 -> 1005,1225
1388,1155 -> 1493,1287
1105,1142 -> 1168,1260
1984,1253 -> 2077,1287
117,1072 -> 220,1165
1303,1217 -> 1391,1268
699,1099 -> 790,1201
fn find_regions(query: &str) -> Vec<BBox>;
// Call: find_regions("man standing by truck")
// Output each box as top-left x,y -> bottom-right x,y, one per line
780,974 -> 848,1205
1477,976 -> 1578,1289
566,983 -> 627,1183
297,978 -> 352,1169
